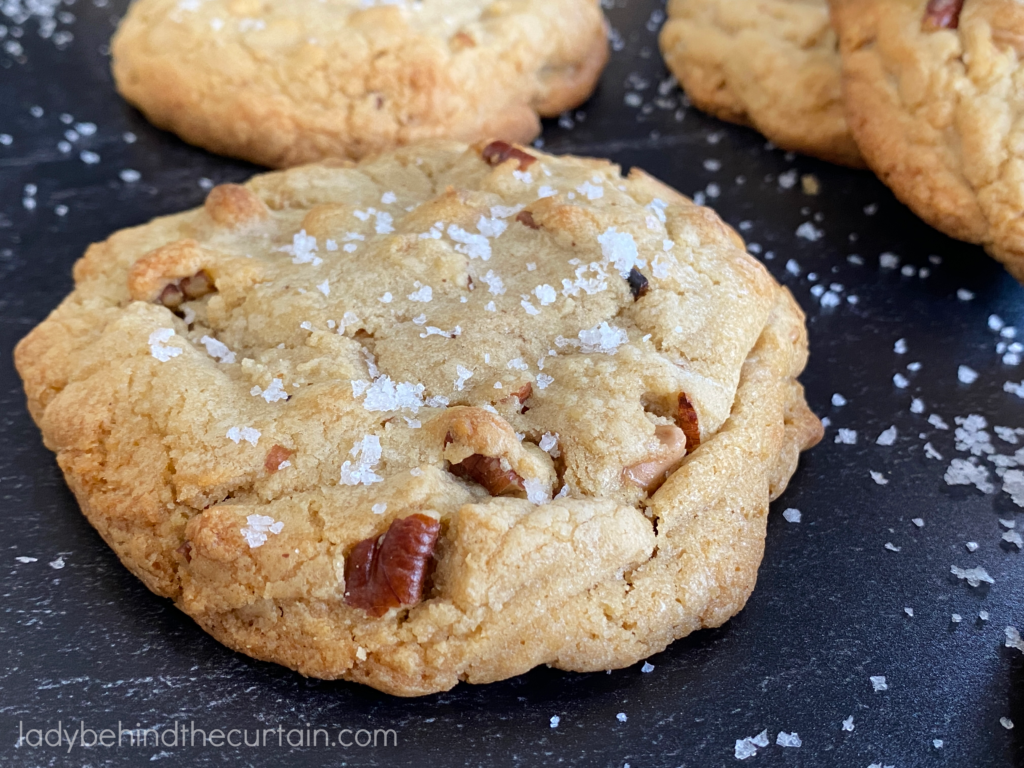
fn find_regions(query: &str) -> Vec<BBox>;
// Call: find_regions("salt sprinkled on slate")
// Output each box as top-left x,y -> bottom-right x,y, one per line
550,716 -> 560,729
841,717 -> 855,732
48,556 -> 64,570
641,662 -> 654,673
950,565 -> 994,587
870,675 -> 888,692
1000,718 -> 1014,730
1005,627 -> 1024,653
15,556 -> 38,563
734,729 -> 769,760
776,732 -> 801,748
782,508 -> 801,523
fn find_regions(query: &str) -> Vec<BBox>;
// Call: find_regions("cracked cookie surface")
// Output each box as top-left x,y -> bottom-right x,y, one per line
831,0 -> 1024,280
660,0 -> 863,167
16,141 -> 821,696
111,0 -> 608,167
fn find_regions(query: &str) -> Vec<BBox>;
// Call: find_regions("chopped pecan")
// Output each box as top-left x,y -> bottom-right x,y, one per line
627,267 -> 650,300
450,30 -> 476,50
481,141 -> 537,171
678,393 -> 701,452
515,210 -> 540,229
922,0 -> 963,30
623,425 -> 688,492
157,269 -> 215,310
343,513 -> 441,617
264,444 -> 293,473
175,541 -> 193,563
501,382 -> 532,411
449,453 -> 525,496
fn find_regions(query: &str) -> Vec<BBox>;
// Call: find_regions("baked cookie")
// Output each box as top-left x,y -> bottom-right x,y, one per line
110,0 -> 608,168
831,0 -> 1024,279
660,0 -> 863,167
16,141 -> 822,696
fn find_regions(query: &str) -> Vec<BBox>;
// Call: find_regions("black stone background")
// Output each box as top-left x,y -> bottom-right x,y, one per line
1,1 -> 1023,766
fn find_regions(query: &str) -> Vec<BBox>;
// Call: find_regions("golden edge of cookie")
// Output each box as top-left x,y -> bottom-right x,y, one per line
660,0 -> 864,168
831,0 -> 988,243
15,142 -> 822,696
109,0 -> 609,168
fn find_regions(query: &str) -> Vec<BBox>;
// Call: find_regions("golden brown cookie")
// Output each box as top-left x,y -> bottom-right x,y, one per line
660,0 -> 863,167
111,0 -> 608,167
16,141 -> 821,696
831,0 -> 1024,280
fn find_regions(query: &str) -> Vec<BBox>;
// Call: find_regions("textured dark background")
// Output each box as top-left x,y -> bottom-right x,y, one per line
1,1 -> 1023,766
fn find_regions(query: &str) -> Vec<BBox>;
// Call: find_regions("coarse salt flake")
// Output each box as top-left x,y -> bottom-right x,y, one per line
241,514 -> 284,548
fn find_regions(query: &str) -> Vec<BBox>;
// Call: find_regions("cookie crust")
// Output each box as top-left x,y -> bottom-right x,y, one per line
832,0 -> 1024,279
16,142 -> 821,696
660,0 -> 863,167
111,0 -> 608,168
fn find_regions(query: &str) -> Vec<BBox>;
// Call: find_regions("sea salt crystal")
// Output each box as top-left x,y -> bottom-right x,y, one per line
148,328 -> 182,362
482,270 -> 505,295
871,471 -> 889,486
454,365 -> 474,391
876,426 -> 897,446
894,338 -> 908,354
776,732 -> 801,748
831,393 -> 847,406
734,730 -> 769,760
616,713 -> 627,723
536,373 -> 554,390
408,284 -> 433,302
576,181 -> 604,200
252,378 -> 288,403
316,280 -> 330,297
1002,530 -> 1023,548
893,373 -> 909,389
226,426 -> 260,446
353,375 -> 425,412
200,335 -> 236,364
911,398 -> 925,414
447,224 -> 491,260
641,662 -> 655,673
841,717 -> 854,732
879,252 -> 900,269
598,228 -> 644,278
912,518 -> 925,527
1005,626 -> 1024,653
339,435 -> 384,486
835,429 -> 857,445
783,508 -> 801,523
870,675 -> 888,692
884,542 -> 900,552
119,168 -> 141,183
1003,469 -> 1024,506
928,414 -> 949,430
49,557 -> 65,570
944,459 -> 994,494
15,557 -> 37,563
241,514 -> 284,548
550,716 -> 560,728
381,191 -> 397,204
521,299 -> 540,316
950,565 -> 994,587
534,284 -> 557,306
539,432 -> 559,455
578,322 -> 628,354
905,607 -> 914,617
372,503 -> 387,515
966,541 -> 979,552
958,289 -> 974,301
280,229 -> 321,266
958,365 -> 979,384
1001,718 -> 1014,730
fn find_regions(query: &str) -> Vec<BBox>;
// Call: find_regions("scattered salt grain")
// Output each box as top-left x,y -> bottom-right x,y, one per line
240,514 -> 284,548
958,365 -> 979,384
200,335 -> 236,364
831,393 -> 847,406
148,328 -> 182,362
952,614 -> 962,623
905,607 -> 914,617
119,168 -> 141,183
372,503 -> 387,515
835,429 -> 857,445
783,508 -> 801,523
226,426 -> 260,447
776,732 -> 801,748
1001,718 -> 1014,730
616,713 -> 627,723
1005,626 -> 1024,653
894,338 -> 908,354
876,426 -> 897,446
15,556 -> 37,564
944,459 -> 994,494
958,289 -> 975,301
1002,531 -> 1023,548
550,716 -> 560,728
340,435 -> 384,486
841,716 -> 854,732
912,518 -> 925,527
884,542 -> 900,552
870,675 -> 888,692
251,378 -> 288,403
734,730 -> 769,760
893,373 -> 909,389
578,322 -> 628,354
641,662 -> 655,673
950,565 -> 994,587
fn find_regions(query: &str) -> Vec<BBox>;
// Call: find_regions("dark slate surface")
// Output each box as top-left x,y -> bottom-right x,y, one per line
1,1 -> 1023,766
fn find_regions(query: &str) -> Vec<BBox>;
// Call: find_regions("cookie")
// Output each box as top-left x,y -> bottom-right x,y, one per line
16,141 -> 822,696
831,0 -> 1024,279
660,0 -> 863,167
110,0 -> 608,168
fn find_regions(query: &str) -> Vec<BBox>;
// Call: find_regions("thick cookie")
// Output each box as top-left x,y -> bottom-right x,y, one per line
660,0 -> 863,167
16,141 -> 822,696
111,0 -> 608,167
831,0 -> 1024,280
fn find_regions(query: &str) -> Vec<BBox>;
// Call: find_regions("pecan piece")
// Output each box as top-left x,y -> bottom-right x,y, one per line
501,382 -> 532,412
449,453 -> 525,496
922,0 -> 963,30
264,444 -> 293,473
678,393 -> 701,451
627,267 -> 650,300
157,269 -> 215,310
481,140 -> 537,171
515,210 -> 540,229
175,541 -> 193,563
344,513 -> 441,617
623,425 -> 688,492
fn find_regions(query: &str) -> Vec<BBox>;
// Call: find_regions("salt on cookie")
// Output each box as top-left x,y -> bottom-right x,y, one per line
660,0 -> 863,167
110,0 -> 608,168
832,0 -> 1024,280
16,141 -> 822,696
